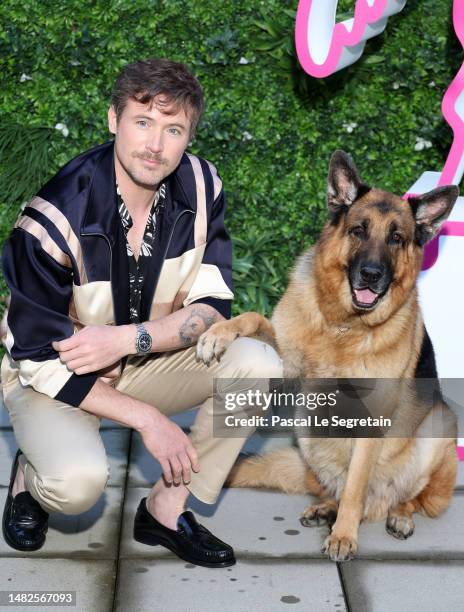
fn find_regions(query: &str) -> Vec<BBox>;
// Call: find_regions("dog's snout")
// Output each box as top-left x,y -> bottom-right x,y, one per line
360,262 -> 383,284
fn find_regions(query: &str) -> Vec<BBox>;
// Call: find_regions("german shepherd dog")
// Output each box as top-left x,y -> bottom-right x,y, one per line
196,151 -> 459,561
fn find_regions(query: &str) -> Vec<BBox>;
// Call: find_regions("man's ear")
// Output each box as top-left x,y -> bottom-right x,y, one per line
327,150 -> 370,216
108,106 -> 117,135
409,185 -> 459,245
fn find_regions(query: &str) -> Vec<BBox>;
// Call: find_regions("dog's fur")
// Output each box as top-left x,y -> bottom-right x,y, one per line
196,151 -> 459,561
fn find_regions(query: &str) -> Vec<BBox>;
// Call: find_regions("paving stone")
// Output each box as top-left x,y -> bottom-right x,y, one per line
0,487 -> 123,559
0,431 -> 18,486
341,560 -> 464,612
241,432 -> 295,455
101,429 -> 130,487
0,429 -> 130,488
355,491 -> 464,560
114,559 -> 345,612
171,408 -> 199,429
0,558 -> 115,612
0,402 -> 11,428
127,432 -> 162,488
120,486 -> 464,561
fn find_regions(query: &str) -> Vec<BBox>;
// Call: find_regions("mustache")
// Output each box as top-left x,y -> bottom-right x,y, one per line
133,152 -> 168,165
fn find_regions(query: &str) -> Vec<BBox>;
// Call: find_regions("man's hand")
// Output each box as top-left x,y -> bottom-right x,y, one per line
52,324 -> 134,375
77,379 -> 200,485
138,410 -> 200,485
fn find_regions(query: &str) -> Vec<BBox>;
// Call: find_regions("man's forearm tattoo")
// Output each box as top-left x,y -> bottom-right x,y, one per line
179,307 -> 218,346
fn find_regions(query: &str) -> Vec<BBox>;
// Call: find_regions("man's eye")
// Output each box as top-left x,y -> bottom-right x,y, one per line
136,120 -> 148,127
168,127 -> 180,135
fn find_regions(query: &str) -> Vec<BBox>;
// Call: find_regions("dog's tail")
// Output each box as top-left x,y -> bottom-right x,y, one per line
225,447 -> 324,496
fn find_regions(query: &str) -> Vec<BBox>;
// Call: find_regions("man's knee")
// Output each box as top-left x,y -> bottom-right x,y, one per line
223,337 -> 283,379
36,461 -> 109,515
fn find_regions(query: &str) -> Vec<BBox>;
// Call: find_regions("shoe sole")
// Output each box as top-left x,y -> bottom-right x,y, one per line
133,528 -> 236,568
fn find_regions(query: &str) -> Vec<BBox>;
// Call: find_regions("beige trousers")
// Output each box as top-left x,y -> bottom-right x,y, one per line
2,338 -> 282,514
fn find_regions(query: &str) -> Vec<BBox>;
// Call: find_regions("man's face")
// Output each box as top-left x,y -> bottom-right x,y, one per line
108,97 -> 191,189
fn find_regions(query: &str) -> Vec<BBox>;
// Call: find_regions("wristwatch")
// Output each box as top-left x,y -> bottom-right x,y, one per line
135,323 -> 152,355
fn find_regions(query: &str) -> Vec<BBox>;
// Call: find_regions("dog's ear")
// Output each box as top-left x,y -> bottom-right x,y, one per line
409,185 -> 459,245
327,151 -> 370,218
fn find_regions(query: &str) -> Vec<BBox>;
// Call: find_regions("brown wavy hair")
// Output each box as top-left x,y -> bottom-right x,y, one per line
111,58 -> 204,136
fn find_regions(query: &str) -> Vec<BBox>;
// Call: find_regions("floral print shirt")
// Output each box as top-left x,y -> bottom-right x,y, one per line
116,183 -> 166,323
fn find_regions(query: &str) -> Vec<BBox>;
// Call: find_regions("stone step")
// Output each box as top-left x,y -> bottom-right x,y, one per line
114,559 -> 346,612
340,560 -> 464,611
0,558 -> 115,612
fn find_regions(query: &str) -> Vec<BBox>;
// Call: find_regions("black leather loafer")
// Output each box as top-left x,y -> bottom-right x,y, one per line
133,497 -> 236,568
2,450 -> 49,551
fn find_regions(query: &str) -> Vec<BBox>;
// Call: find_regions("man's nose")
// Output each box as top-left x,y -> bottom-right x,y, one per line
146,131 -> 164,153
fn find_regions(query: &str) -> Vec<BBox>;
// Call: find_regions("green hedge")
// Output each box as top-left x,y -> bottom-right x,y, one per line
0,0 -> 460,316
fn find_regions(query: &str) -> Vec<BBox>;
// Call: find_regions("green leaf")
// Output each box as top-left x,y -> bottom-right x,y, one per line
364,55 -> 385,65
0,124 -> 53,206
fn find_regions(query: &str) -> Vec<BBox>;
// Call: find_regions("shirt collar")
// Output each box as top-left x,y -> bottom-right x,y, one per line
116,182 -> 166,231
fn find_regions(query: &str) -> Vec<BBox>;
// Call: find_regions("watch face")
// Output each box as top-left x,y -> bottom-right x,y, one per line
138,332 -> 152,353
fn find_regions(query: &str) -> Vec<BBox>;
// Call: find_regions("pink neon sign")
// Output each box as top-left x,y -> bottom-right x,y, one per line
295,0 -> 407,79
421,0 -> 464,275
440,1 -> 464,186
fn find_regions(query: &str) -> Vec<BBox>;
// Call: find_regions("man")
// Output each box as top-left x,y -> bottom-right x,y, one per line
1,58 -> 282,567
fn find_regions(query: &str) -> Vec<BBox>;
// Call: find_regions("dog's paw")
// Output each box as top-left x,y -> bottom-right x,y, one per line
300,502 -> 337,528
385,514 -> 415,540
322,533 -> 358,562
196,323 -> 238,366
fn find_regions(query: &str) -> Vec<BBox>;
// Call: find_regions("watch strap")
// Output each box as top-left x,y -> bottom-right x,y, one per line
135,323 -> 152,355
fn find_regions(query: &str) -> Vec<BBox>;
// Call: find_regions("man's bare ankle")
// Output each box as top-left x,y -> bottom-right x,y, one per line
146,484 -> 190,530
146,496 -> 185,530
11,461 -> 26,498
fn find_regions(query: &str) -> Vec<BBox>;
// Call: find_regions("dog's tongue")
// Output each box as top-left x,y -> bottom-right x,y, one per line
355,288 -> 378,305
